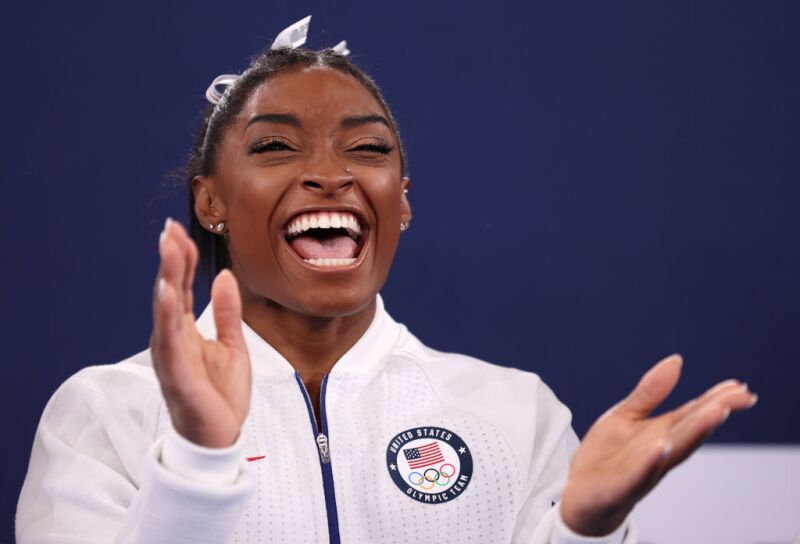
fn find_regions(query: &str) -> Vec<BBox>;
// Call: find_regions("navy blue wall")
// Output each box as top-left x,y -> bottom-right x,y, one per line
3,1 -> 798,539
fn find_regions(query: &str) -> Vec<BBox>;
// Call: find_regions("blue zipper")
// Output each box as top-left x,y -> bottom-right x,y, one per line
295,372 -> 341,544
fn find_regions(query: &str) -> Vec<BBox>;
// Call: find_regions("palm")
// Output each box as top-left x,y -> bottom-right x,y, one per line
560,355 -> 757,536
150,219 -> 252,448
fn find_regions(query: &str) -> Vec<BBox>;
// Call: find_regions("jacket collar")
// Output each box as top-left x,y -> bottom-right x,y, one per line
194,294 -> 404,380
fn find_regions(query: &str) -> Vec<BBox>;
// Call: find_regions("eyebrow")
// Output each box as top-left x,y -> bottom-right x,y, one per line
340,114 -> 390,129
246,113 -> 302,128
245,112 -> 390,130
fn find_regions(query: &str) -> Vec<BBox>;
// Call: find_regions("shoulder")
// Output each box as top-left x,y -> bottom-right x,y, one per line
42,348 -> 162,437
389,329 -> 574,443
391,329 -> 563,412
51,347 -> 157,400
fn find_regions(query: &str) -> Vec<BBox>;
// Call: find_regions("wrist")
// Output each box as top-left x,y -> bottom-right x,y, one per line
560,486 -> 630,537
168,404 -> 242,448
555,503 -> 629,544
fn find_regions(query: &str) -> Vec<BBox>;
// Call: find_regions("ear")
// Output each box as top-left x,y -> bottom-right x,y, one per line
400,176 -> 412,224
192,175 -> 225,232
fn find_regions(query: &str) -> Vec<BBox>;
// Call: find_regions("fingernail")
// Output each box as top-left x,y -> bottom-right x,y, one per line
158,278 -> 166,299
720,407 -> 731,423
748,393 -> 759,408
660,443 -> 673,460
159,229 -> 166,246
740,382 -> 749,392
164,217 -> 173,231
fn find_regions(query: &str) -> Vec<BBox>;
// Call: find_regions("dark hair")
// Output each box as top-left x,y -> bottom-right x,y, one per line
186,47 -> 407,288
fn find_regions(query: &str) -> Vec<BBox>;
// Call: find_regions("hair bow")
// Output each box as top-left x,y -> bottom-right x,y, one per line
205,16 -> 349,105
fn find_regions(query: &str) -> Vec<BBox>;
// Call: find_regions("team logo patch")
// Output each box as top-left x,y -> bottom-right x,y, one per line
385,426 -> 473,504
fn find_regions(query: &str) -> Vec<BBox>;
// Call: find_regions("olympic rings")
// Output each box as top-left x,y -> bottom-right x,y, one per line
406,462 -> 459,491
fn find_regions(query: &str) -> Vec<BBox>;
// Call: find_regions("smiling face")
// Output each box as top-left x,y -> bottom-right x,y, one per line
193,65 -> 410,318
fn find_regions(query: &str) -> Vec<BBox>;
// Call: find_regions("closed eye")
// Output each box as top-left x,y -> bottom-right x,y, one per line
250,138 -> 296,154
350,143 -> 395,154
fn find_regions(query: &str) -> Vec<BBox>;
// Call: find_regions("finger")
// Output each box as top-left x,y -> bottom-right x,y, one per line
670,379 -> 746,425
152,275 -> 181,382
211,269 -> 245,350
617,354 -> 683,418
672,384 -> 756,430
152,219 -> 180,346
667,389 -> 757,468
168,220 -> 198,316
157,219 -> 187,317
664,401 -> 728,469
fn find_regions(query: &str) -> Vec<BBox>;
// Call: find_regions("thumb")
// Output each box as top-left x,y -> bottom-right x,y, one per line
617,354 -> 683,418
211,269 -> 245,349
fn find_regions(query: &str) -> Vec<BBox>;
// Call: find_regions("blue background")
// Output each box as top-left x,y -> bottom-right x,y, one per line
2,1 -> 798,539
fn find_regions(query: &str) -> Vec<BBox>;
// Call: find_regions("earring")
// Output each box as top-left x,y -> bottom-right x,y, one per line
214,222 -> 226,232
400,221 -> 410,232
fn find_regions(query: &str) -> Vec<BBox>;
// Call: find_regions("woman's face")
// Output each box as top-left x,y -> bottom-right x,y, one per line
195,65 -> 410,318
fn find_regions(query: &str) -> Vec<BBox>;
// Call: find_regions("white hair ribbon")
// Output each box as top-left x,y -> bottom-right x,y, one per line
205,74 -> 239,105
270,15 -> 312,49
204,15 -> 350,106
331,40 -> 350,56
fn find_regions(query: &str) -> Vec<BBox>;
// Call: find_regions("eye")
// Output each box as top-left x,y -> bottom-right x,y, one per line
349,142 -> 395,155
250,137 -> 296,154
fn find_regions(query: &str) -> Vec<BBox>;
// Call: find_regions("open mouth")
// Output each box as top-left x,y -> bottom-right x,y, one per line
284,210 -> 367,268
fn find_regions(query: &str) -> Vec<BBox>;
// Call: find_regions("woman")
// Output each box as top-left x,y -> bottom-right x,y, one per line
17,17 -> 756,544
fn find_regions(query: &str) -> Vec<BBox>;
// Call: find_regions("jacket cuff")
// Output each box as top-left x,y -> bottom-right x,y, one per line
160,425 -> 245,486
551,504 -> 628,544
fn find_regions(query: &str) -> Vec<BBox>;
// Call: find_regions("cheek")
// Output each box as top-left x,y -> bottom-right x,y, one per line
369,178 -> 404,265
224,181 -> 282,266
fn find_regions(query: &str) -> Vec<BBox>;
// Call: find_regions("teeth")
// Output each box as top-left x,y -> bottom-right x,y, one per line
285,211 -> 362,238
304,258 -> 357,267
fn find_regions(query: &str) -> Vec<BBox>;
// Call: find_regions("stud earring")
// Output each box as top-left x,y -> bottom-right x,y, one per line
400,221 -> 410,232
214,222 -> 226,232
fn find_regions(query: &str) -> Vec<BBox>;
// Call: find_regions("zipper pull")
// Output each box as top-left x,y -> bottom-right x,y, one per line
316,432 -> 331,464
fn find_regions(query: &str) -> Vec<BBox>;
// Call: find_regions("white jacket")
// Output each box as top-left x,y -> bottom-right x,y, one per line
17,296 -> 633,543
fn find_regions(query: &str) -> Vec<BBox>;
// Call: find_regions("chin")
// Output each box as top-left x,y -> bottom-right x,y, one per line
287,281 -> 380,319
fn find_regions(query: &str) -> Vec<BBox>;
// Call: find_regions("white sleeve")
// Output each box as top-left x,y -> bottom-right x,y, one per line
16,369 -> 254,544
511,380 -> 636,544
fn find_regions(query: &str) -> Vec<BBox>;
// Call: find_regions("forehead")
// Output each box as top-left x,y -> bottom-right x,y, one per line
239,65 -> 386,124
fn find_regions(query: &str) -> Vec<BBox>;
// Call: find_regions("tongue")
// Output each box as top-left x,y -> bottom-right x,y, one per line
290,234 -> 358,260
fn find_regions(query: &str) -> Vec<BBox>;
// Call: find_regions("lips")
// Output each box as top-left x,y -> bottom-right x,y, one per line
284,210 -> 367,267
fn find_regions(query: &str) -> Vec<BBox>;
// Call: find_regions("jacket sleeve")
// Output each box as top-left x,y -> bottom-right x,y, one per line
511,379 -> 636,544
16,367 -> 254,544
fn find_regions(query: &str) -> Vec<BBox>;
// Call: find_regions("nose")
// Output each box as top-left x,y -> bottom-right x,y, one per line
301,160 -> 354,195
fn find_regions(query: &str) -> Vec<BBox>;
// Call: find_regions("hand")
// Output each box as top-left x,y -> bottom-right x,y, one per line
150,218 -> 252,448
560,354 -> 757,536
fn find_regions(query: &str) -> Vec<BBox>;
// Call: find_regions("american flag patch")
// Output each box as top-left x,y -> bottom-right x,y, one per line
403,442 -> 445,469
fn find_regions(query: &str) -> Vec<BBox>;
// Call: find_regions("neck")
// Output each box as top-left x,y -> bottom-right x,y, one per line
240,296 -> 377,380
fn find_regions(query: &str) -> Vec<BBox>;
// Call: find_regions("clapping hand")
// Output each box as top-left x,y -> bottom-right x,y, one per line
560,354 -> 757,536
150,218 -> 252,448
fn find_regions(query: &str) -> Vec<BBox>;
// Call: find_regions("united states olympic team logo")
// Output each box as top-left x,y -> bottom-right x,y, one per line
385,426 -> 473,504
